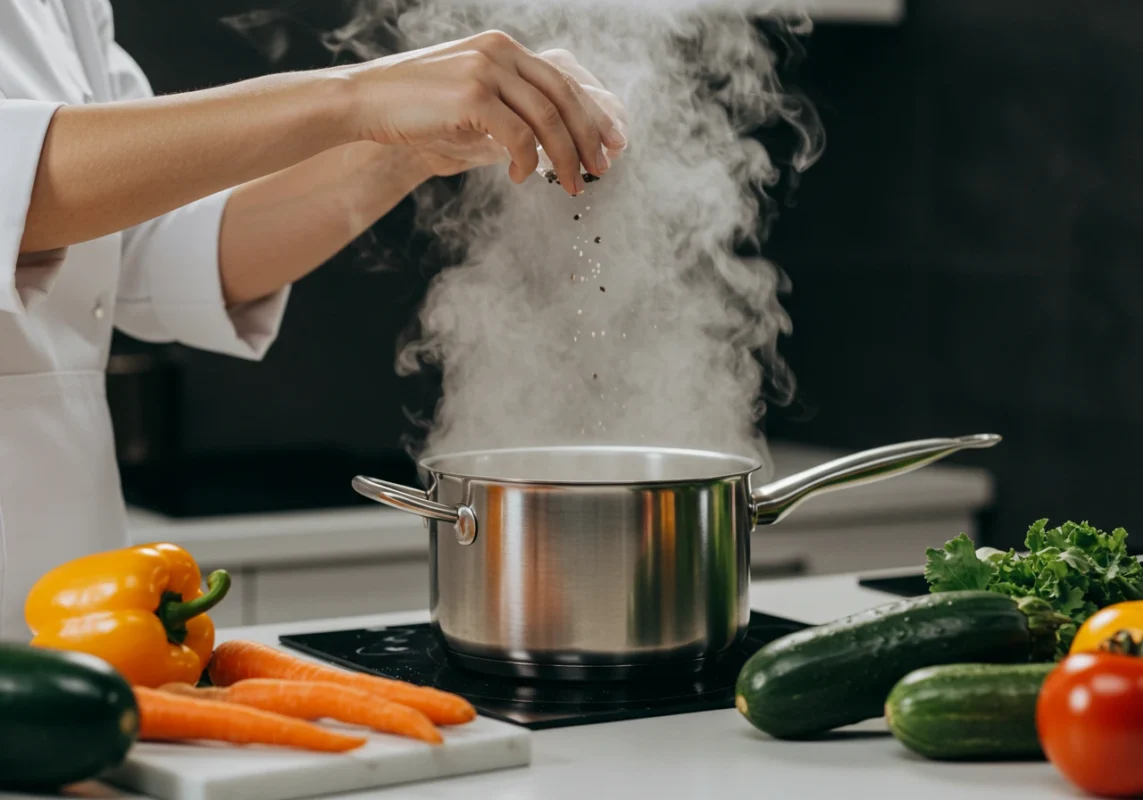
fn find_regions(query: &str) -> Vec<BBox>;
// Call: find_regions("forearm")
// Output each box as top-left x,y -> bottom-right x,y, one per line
217,142 -> 431,305
19,69 -> 357,254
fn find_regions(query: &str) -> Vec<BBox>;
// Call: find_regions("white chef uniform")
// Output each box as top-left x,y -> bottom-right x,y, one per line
0,0 -> 290,640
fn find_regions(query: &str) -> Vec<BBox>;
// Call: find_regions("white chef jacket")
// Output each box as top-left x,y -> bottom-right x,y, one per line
0,0 -> 290,640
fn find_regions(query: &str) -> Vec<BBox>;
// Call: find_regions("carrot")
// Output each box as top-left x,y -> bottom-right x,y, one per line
158,679 -> 443,745
133,685 -> 367,753
208,640 -> 476,726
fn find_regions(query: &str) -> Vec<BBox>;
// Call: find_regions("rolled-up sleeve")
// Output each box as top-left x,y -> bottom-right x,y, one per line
95,0 -> 289,360
0,98 -> 65,315
114,188 -> 290,360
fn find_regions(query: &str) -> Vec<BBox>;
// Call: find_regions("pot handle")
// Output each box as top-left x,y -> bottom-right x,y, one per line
352,475 -> 478,545
751,433 -> 1001,526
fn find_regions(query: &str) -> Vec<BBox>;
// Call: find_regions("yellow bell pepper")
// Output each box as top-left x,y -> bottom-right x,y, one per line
24,542 -> 231,688
1070,600 -> 1143,654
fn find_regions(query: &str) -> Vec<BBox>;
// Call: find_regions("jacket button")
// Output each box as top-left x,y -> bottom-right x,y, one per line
93,301 -> 104,320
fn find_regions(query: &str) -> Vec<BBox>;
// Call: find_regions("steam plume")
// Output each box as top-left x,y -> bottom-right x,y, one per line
236,0 -> 826,475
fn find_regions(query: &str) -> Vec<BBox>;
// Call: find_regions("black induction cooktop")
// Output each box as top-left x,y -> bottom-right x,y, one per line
279,611 -> 809,730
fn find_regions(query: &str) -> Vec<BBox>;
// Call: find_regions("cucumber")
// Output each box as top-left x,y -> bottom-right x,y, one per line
734,590 -> 1065,739
0,643 -> 139,791
885,662 -> 1054,760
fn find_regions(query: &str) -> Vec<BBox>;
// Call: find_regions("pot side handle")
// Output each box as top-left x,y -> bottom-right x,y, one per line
352,475 -> 478,545
751,433 -> 1001,526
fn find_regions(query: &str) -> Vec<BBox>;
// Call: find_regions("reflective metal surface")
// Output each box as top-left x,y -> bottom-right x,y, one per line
418,444 -> 763,484
426,472 -> 753,675
353,476 -> 478,545
751,434 -> 1002,525
352,434 -> 1001,679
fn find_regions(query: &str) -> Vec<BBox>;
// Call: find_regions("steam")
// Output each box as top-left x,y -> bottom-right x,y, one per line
240,0 -> 826,474
387,0 -> 825,474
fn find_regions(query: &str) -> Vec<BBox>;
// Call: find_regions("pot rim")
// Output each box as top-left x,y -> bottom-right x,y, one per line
416,443 -> 765,487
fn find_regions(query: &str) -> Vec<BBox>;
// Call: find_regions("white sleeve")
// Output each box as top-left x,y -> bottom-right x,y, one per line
0,97 -> 65,315
94,0 -> 290,360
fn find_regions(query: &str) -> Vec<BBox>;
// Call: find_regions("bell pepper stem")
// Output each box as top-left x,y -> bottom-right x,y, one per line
159,570 -> 232,634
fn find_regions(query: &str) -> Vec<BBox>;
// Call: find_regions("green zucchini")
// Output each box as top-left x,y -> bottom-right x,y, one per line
0,643 -> 139,791
734,590 -> 1066,740
885,662 -> 1054,760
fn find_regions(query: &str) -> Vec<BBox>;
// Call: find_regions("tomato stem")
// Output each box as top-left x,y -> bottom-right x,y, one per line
1101,630 -> 1143,656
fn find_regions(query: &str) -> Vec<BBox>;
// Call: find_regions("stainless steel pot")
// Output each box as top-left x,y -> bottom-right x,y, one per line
352,433 -> 1000,680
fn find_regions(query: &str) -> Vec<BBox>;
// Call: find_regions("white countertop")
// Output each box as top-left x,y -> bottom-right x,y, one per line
28,567 -> 1081,800
125,439 -> 995,569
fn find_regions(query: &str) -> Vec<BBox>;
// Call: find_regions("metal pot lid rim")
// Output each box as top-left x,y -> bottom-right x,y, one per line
416,444 -> 765,486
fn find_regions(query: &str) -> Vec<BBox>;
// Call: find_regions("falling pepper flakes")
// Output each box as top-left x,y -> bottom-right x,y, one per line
600,286 -> 606,292
543,169 -> 600,186
594,236 -> 601,244
592,373 -> 598,379
573,214 -> 581,221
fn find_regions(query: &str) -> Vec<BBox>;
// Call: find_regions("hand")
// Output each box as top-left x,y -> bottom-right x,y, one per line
344,31 -> 629,195
532,49 -> 629,174
403,48 -> 630,181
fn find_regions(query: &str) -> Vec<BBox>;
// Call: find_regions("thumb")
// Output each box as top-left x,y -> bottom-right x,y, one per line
468,135 -> 512,168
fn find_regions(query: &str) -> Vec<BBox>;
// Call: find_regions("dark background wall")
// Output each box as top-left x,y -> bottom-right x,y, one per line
106,0 -> 1143,549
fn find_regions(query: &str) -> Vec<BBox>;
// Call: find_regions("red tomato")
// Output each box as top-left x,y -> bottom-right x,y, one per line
1037,652 -> 1143,797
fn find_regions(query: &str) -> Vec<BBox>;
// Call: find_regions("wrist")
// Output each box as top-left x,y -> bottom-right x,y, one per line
326,63 -> 394,145
304,66 -> 370,147
348,144 -> 431,214
392,148 -> 434,192
367,144 -> 432,191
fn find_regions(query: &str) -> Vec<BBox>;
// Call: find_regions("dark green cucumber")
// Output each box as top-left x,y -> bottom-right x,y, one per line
734,590 -> 1065,739
0,643 -> 139,791
885,662 -> 1054,760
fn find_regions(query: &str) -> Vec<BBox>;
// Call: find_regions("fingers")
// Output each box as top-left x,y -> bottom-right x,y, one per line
433,132 -> 509,170
535,50 -> 628,154
467,135 -> 512,168
516,52 -> 625,176
471,32 -> 615,189
459,31 -> 627,190
469,91 -> 540,183
539,49 -> 603,89
500,74 -> 605,194
570,82 -> 628,158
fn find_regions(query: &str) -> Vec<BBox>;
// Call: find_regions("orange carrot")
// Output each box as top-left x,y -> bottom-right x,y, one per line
208,640 -> 476,726
133,685 -> 367,753
159,679 -> 443,745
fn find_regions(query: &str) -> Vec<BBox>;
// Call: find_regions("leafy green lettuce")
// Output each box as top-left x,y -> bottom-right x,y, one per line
924,519 -> 1143,657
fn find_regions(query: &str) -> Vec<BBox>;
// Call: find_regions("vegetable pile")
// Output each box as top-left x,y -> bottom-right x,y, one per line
924,519 -> 1143,657
1,542 -> 478,794
734,518 -> 1143,799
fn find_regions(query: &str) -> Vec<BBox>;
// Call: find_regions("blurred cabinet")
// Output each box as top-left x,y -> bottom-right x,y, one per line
750,511 -> 979,580
247,557 -> 429,625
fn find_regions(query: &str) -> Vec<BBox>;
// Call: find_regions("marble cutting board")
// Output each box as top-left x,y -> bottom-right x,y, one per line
98,716 -> 531,800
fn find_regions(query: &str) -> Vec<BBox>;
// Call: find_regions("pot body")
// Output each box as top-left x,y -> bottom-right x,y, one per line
355,435 -> 1003,679
424,469 -> 753,676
